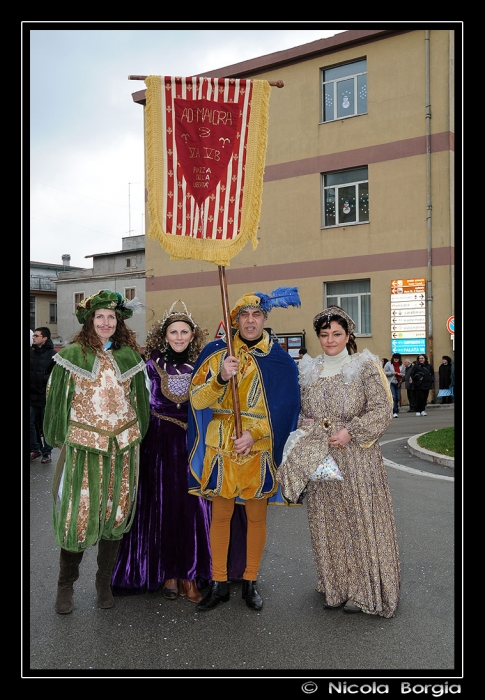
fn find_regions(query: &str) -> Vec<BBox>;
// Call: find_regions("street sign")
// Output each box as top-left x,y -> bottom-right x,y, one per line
391,330 -> 426,339
446,315 -> 454,334
391,308 -> 426,317
215,320 -> 226,338
390,278 -> 427,350
391,277 -> 426,291
391,323 -> 426,332
391,339 -> 426,354
391,291 -> 426,301
390,300 -> 426,309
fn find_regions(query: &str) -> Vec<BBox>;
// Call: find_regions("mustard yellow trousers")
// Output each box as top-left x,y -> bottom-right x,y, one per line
210,496 -> 268,582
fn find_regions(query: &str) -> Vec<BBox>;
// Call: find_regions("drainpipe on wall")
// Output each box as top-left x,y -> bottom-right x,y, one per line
425,30 -> 434,393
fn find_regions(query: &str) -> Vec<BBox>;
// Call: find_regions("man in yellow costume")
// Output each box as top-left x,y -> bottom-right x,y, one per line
188,288 -> 301,611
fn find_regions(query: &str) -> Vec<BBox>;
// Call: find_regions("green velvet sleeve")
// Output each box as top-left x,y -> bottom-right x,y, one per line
43,363 -> 75,448
130,368 -> 150,439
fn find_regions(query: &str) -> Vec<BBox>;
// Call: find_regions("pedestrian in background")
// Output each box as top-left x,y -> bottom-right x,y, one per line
30,327 -> 57,464
437,355 -> 453,404
298,348 -> 310,360
44,290 -> 150,614
383,353 -> 404,418
403,358 -> 417,412
410,353 -> 435,416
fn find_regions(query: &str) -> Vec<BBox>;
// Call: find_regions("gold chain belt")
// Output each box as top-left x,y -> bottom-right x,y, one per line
150,410 -> 187,430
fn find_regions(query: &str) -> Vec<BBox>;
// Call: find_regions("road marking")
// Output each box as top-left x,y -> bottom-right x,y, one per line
380,437 -> 454,481
383,458 -> 454,481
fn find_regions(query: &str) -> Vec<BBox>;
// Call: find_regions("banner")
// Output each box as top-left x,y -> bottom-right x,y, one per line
144,75 -> 271,266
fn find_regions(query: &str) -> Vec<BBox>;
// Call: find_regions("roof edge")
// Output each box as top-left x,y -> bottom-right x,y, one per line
131,29 -> 409,106
196,29 -> 400,78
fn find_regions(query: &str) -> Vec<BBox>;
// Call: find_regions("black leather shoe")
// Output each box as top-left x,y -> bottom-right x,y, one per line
242,580 -> 263,610
196,581 -> 230,611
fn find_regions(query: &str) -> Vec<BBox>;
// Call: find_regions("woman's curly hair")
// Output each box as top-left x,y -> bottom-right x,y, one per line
71,313 -> 141,358
145,315 -> 208,362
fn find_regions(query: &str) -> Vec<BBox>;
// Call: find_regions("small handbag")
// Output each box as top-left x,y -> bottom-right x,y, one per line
276,427 -> 344,504
309,453 -> 344,481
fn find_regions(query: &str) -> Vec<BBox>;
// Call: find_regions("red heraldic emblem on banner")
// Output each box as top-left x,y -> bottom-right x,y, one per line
144,76 -> 271,266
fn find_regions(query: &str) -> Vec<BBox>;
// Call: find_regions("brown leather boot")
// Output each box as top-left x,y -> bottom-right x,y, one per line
162,578 -> 179,600
95,539 -> 120,609
55,548 -> 84,614
178,579 -> 203,603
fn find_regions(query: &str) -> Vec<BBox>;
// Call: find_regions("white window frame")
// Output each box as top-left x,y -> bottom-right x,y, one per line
126,256 -> 137,269
125,287 -> 136,300
321,59 -> 367,123
321,167 -> 369,228
324,280 -> 371,336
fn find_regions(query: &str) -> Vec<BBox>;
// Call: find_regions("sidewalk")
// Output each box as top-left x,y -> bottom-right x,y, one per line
405,403 -> 455,469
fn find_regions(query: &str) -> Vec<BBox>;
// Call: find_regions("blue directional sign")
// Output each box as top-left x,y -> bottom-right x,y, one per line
391,339 -> 426,354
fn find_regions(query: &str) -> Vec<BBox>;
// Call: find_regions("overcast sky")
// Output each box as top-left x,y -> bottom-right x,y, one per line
26,24 -> 352,269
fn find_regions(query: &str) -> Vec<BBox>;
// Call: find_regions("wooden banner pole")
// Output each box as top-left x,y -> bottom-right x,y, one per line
128,75 -> 284,87
218,265 -> 242,438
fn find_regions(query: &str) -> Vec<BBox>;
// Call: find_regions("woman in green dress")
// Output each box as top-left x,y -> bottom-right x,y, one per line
44,290 -> 150,614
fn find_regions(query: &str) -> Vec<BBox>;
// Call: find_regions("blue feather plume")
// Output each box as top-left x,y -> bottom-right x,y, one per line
255,286 -> 301,312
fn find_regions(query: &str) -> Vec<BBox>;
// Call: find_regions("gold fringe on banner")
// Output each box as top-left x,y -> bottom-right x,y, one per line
144,75 -> 271,267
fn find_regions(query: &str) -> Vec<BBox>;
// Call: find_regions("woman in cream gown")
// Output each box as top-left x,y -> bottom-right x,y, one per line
278,306 -> 400,618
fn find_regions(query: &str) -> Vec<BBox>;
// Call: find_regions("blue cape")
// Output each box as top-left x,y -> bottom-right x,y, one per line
188,332 -> 300,505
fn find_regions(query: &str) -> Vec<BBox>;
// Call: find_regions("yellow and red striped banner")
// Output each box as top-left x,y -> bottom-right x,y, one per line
144,76 -> 271,266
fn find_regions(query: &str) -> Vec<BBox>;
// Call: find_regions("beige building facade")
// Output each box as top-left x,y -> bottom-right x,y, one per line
133,28 -> 456,398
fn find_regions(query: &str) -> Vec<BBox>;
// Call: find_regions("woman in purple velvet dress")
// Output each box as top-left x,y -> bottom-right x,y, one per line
111,301 -> 246,602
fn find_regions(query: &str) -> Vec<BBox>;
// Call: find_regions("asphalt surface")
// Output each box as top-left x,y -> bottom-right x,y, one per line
25,404 -> 460,686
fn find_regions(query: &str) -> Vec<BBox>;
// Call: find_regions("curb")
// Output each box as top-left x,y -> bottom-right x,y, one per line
407,433 -> 454,469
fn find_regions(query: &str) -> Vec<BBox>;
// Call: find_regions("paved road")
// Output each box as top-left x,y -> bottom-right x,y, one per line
25,405 -> 460,686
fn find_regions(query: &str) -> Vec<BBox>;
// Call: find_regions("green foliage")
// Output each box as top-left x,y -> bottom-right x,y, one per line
417,427 -> 454,457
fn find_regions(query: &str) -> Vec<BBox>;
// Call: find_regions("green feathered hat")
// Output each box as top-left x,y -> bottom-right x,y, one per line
75,289 -> 137,325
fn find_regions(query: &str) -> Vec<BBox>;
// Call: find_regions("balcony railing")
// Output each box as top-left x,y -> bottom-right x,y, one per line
30,277 -> 57,292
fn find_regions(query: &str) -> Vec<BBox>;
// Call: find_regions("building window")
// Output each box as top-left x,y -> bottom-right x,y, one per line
322,167 -> 369,228
126,256 -> 137,268
325,279 -> 371,336
74,292 -> 84,311
49,302 -> 57,324
321,59 -> 367,122
30,295 -> 36,330
125,287 -> 136,300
